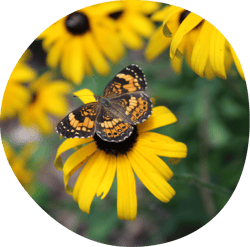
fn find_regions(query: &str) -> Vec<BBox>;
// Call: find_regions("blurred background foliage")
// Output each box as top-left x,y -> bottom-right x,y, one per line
0,1 -> 248,246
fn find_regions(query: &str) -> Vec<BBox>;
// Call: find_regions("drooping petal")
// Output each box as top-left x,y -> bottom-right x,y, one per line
169,12 -> 203,59
137,132 -> 187,158
209,25 -> 227,79
96,154 -> 117,199
63,142 -> 97,195
76,151 -> 110,214
138,106 -> 177,133
73,150 -> 101,202
128,149 -> 175,203
54,138 -> 94,170
134,144 -> 173,181
191,21 -> 213,78
117,154 -> 137,221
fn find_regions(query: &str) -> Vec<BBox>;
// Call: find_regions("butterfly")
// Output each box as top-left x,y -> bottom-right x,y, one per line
56,64 -> 152,143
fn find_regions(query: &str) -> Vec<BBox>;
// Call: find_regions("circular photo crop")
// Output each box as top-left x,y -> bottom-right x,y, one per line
1,1 -> 248,246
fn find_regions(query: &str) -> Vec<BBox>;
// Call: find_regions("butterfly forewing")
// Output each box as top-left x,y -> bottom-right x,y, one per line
110,92 -> 152,125
103,64 -> 147,98
56,102 -> 99,138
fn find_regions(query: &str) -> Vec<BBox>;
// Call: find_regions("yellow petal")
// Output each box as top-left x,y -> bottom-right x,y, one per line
135,145 -> 173,181
73,150 -> 101,202
96,154 -> 117,199
63,142 -> 97,195
77,151 -> 110,214
128,149 -> 175,202
69,37 -> 85,84
73,89 -> 96,104
46,36 -> 67,68
60,38 -> 73,80
138,132 -> 187,158
191,21 -> 213,78
117,154 -> 137,221
84,32 -> 110,75
229,44 -> 245,80
140,1 -> 160,15
93,25 -> 125,63
151,6 -> 170,22
127,14 -> 155,37
118,22 -> 144,50
163,4 -> 185,26
138,106 -> 177,133
54,138 -> 94,170
169,12 -> 203,59
145,26 -> 172,61
209,25 -> 227,79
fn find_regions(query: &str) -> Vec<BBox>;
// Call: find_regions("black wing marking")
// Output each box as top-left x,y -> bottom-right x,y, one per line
103,64 -> 147,98
95,107 -> 134,143
56,102 -> 99,138
110,92 -> 152,125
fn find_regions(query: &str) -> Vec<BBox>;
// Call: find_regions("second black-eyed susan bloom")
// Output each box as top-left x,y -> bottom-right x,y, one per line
55,89 -> 187,221
38,4 -> 125,84
1,52 -> 36,120
19,72 -> 72,135
145,5 -> 245,80
105,0 -> 160,50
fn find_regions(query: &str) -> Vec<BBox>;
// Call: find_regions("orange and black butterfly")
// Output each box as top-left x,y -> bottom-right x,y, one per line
56,64 -> 152,142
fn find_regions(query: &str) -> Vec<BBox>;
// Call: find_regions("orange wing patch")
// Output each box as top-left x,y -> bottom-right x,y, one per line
68,113 -> 95,133
100,118 -> 130,138
129,97 -> 149,123
116,73 -> 141,93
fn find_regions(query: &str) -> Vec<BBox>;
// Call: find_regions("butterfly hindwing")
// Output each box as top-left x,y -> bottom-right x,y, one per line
103,64 -> 147,98
110,92 -> 153,125
95,107 -> 134,142
56,102 -> 99,138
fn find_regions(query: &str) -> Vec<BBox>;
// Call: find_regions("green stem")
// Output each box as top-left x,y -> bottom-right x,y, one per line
172,173 -> 232,197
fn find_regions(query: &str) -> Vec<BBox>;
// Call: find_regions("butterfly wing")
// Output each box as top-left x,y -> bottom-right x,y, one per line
96,106 -> 134,142
103,64 -> 147,98
110,92 -> 153,125
56,102 -> 99,138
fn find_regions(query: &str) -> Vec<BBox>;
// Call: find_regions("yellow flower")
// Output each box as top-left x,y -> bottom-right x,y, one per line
105,0 -> 160,50
145,5 -> 245,80
19,72 -> 72,135
1,53 -> 36,120
2,140 -> 37,191
54,89 -> 187,221
38,4 -> 125,84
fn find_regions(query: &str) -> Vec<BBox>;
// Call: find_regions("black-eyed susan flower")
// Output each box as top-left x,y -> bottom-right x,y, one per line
38,4 -> 125,84
54,89 -> 187,221
145,5 -> 245,80
106,0 -> 160,50
19,72 -> 72,135
1,53 -> 36,120
2,139 -> 37,191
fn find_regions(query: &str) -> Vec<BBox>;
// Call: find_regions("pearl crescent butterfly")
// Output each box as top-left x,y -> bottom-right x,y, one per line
56,64 -> 153,142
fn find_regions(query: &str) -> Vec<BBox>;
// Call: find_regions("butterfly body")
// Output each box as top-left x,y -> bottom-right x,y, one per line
56,65 -> 152,142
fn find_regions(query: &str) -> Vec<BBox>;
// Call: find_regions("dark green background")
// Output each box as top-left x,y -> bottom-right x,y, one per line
0,0 -> 250,246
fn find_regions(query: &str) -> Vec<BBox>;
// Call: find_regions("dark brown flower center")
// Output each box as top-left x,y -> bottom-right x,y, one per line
30,92 -> 37,104
109,10 -> 124,20
93,126 -> 138,156
179,10 -> 191,24
65,11 -> 90,35
179,10 -> 203,29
